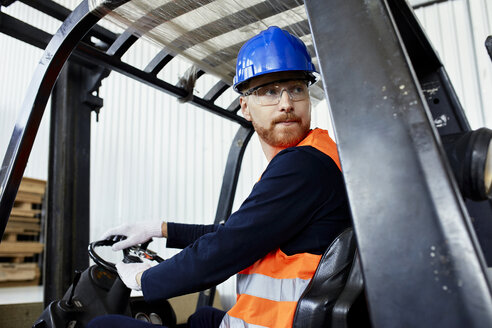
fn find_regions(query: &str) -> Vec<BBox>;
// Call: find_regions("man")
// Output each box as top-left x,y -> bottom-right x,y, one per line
89,26 -> 351,328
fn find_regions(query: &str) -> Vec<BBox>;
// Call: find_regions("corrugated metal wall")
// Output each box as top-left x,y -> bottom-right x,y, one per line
414,0 -> 492,128
0,0 -> 491,309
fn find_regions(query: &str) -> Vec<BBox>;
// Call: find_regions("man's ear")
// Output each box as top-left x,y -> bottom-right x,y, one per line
240,96 -> 252,121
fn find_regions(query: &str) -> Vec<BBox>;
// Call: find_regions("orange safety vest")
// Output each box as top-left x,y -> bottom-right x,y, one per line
220,128 -> 341,328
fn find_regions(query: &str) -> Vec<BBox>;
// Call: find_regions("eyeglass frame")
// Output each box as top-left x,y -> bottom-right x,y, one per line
242,79 -> 311,106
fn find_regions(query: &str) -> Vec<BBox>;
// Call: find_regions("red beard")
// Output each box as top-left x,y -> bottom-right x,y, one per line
253,113 -> 310,148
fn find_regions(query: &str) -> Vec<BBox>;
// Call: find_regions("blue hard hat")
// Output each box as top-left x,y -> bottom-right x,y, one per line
233,26 -> 317,93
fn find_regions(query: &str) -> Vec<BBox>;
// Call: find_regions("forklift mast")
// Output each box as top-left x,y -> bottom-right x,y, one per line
305,0 -> 492,326
0,0 -> 491,326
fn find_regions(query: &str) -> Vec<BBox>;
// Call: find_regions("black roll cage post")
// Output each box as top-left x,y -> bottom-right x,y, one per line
0,0 -> 492,326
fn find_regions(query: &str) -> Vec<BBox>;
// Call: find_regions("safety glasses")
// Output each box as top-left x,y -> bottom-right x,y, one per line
243,80 -> 309,106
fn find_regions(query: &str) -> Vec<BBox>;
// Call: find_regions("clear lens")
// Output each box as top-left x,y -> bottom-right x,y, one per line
252,80 -> 308,105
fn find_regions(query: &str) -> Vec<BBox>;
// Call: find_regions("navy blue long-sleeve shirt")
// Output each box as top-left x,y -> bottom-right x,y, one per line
141,145 -> 350,302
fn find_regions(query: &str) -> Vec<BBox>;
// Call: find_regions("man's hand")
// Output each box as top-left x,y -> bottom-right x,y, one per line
115,261 -> 151,291
101,221 -> 166,251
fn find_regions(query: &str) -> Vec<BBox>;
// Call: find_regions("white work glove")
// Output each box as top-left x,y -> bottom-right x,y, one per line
101,220 -> 164,251
116,261 -> 152,291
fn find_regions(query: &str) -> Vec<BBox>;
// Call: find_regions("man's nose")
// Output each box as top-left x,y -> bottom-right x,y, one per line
278,90 -> 294,112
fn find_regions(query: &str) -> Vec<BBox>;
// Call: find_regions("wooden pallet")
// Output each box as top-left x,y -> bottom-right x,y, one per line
0,263 -> 41,287
0,177 -> 45,286
17,177 -> 46,204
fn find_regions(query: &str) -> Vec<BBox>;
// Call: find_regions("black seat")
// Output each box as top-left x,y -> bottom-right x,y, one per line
331,252 -> 367,328
293,228 -> 368,327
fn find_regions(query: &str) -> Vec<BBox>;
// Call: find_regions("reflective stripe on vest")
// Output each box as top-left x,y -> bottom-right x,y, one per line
220,128 -> 340,328
236,273 -> 310,302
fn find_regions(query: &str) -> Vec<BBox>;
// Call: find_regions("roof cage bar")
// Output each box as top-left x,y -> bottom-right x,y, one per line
0,4 -> 118,52
106,30 -> 139,58
144,49 -> 174,75
227,97 -> 241,113
19,0 -> 118,45
106,0 -> 218,57
204,80 -> 230,103
19,0 -> 72,21
75,42 -> 250,125
105,0 -> 218,72
105,3 -> 179,57
0,11 -> 52,49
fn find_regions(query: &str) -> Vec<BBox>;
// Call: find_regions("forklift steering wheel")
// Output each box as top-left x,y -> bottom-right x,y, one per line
88,237 -> 164,274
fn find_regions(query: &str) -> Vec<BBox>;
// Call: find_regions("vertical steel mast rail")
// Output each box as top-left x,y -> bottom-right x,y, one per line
305,0 -> 492,326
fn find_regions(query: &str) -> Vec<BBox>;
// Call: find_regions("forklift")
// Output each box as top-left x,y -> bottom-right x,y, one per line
0,0 -> 492,326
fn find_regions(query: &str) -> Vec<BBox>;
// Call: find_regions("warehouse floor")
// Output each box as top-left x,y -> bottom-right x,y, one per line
0,287 -> 43,328
0,286 -> 42,304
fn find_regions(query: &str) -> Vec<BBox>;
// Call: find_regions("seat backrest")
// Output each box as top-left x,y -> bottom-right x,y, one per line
292,228 -> 356,328
331,252 -> 369,328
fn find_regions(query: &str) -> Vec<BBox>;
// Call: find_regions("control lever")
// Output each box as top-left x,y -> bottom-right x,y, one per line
66,271 -> 82,307
141,240 -> 151,250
